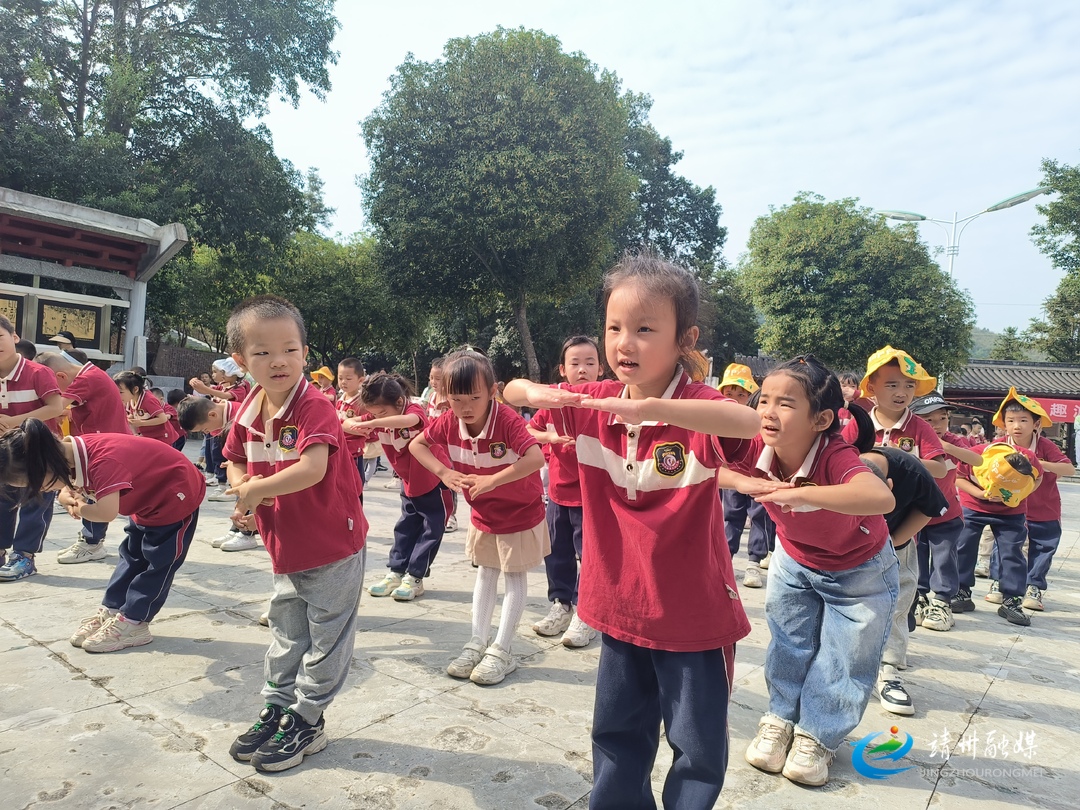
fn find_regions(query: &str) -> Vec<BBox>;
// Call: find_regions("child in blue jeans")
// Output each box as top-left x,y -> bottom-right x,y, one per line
718,356 -> 898,788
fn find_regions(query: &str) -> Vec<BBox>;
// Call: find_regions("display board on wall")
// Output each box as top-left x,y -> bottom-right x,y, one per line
0,292 -> 25,334
36,299 -> 101,345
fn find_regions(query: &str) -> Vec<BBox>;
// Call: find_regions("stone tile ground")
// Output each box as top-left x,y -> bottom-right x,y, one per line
2,459 -> 1077,809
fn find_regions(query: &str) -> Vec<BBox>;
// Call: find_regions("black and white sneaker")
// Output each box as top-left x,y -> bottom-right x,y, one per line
251,710 -> 328,772
997,596 -> 1031,627
230,704 -> 284,761
950,587 -> 975,614
879,680 -> 915,716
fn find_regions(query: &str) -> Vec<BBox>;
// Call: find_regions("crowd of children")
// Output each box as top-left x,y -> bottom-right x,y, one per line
0,251 -> 1074,796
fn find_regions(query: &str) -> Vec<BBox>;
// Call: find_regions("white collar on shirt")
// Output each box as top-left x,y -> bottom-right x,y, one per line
458,399 -> 498,441
1007,433 -> 1039,453
68,436 -> 88,489
236,378 -> 306,436
870,407 -> 912,434
0,355 -> 26,384
755,433 -> 825,483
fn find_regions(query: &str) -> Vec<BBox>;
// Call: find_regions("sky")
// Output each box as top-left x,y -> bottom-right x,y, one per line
262,0 -> 1080,333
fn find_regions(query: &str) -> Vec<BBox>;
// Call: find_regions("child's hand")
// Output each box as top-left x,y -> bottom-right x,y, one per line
441,470 -> 470,493
461,474 -> 497,498
529,387 -> 585,410
548,435 -> 576,447
0,414 -> 19,430
226,474 -> 274,512
342,418 -> 372,435
58,487 -> 80,508
736,478 -> 794,497
231,508 -> 258,531
754,487 -> 813,513
580,396 -> 646,424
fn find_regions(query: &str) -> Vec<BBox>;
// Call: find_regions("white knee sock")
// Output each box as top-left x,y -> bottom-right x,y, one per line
471,566 -> 500,643
494,571 -> 528,651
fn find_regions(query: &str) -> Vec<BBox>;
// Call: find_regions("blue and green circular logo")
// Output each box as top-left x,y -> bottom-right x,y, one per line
851,726 -> 914,780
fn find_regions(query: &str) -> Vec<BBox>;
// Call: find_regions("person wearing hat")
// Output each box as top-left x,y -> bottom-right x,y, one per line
311,366 -> 337,402
954,388 -> 1050,626
49,330 -> 77,351
840,346 -> 949,716
981,388 -> 1073,613
908,393 -> 984,633
717,364 -> 775,588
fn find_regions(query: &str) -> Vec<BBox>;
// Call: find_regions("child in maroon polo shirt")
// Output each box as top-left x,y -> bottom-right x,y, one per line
221,296 -> 366,774
0,316 -> 65,582
38,351 -> 131,565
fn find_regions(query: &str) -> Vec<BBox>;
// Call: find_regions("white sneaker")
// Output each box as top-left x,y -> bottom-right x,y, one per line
207,485 -> 234,502
57,539 -> 107,564
70,607 -> 116,647
220,533 -> 261,552
759,551 -> 772,570
383,476 -> 402,490
392,575 -> 424,601
447,636 -> 488,679
743,562 -> 764,589
258,611 -> 269,626
213,529 -> 240,549
533,600 -> 573,636
921,598 -> 954,632
81,616 -> 153,653
745,719 -> 794,773
974,559 -> 990,578
470,643 -> 518,685
445,514 -> 458,532
782,733 -> 833,786
561,612 -> 595,648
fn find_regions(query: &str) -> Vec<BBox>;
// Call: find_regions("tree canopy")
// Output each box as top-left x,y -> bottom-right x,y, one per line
362,27 -> 637,379
740,193 -> 974,376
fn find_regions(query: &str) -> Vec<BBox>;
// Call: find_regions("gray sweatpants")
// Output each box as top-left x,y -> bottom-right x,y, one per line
881,540 -> 919,672
263,548 -> 365,725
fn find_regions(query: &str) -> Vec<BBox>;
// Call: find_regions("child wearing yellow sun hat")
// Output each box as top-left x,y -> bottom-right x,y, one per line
310,366 -> 337,402
717,364 -> 775,589
978,388 -> 1073,613
954,387 -> 1055,627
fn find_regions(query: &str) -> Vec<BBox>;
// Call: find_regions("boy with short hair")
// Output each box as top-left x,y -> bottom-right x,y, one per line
37,352 -> 131,564
0,317 -> 66,581
717,363 -> 775,588
988,388 -> 1073,612
955,388 -> 1046,627
221,295 -> 367,773
335,357 -> 368,487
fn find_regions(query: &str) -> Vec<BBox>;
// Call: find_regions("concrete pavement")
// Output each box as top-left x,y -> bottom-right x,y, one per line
2,462 -> 1078,809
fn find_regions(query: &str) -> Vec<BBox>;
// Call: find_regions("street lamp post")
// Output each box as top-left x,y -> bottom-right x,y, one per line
878,187 -> 1050,275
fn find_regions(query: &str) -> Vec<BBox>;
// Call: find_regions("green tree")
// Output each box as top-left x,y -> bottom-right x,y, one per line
1025,272 -> 1080,363
362,27 -> 636,380
1031,158 -> 1080,275
741,193 -> 974,377
989,327 -> 1029,361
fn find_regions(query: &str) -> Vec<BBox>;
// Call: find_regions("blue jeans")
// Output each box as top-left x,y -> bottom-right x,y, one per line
957,509 -> 1027,597
591,634 -> 734,810
763,540 -> 899,751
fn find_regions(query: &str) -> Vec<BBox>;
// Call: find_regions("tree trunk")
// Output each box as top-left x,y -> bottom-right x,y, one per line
512,292 -> 541,381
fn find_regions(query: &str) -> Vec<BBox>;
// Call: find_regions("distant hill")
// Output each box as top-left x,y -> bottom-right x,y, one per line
969,327 -> 998,359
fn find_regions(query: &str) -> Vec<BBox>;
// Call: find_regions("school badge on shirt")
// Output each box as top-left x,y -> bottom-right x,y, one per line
653,442 -> 686,477
278,425 -> 299,451
489,442 -> 507,459
897,437 -> 915,453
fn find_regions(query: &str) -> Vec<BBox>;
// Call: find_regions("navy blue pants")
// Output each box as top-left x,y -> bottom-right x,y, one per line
916,516 -> 962,600
544,500 -> 583,604
81,518 -> 109,545
956,509 -> 1028,597
102,511 -> 199,622
722,489 -> 775,562
388,485 -> 451,579
210,435 -> 226,484
988,519 -> 1061,591
591,634 -> 734,810
171,433 -> 187,453
0,492 -> 55,554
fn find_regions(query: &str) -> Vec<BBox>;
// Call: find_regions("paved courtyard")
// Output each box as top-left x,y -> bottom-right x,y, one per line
2,457 -> 1078,809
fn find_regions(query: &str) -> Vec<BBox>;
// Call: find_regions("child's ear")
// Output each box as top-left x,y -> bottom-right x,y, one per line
230,352 -> 248,373
812,409 -> 834,433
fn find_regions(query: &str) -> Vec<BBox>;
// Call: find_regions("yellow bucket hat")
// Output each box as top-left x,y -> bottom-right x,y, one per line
992,386 -> 1051,429
859,346 -> 937,399
310,366 -> 334,385
719,363 -> 759,394
972,442 -> 1040,507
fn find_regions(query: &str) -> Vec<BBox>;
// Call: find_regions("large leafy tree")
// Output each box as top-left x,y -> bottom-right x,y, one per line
362,27 -> 636,380
1026,157 -> 1080,363
741,193 -> 974,377
989,327 -> 1029,361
